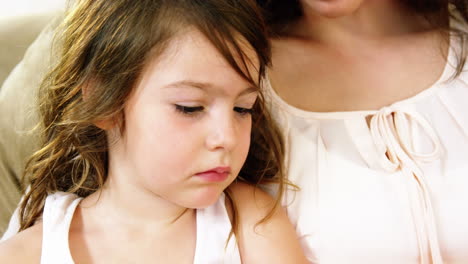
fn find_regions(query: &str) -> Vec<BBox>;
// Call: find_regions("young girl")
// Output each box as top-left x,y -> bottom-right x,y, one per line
257,0 -> 468,263
0,0 -> 307,263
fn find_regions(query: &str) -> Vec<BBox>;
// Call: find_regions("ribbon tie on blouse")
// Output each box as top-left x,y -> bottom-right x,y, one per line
369,106 -> 443,264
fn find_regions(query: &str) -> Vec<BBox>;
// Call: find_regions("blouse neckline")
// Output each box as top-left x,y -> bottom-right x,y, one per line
265,32 -> 456,120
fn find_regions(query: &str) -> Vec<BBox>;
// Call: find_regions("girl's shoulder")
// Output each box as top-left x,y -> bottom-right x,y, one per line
227,182 -> 308,263
0,191 -> 81,262
227,181 -> 275,213
0,222 -> 43,263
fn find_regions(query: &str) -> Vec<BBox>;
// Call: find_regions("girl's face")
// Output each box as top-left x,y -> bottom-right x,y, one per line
301,0 -> 365,17
108,29 -> 258,209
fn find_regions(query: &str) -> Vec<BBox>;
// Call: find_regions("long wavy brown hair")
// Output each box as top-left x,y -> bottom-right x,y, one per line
257,0 -> 468,76
19,0 -> 287,240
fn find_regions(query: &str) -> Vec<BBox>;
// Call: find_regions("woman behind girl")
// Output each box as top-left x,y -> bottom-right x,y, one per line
257,0 -> 468,263
0,0 -> 307,263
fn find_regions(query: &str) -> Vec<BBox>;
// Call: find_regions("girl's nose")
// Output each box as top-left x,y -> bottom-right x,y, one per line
205,113 -> 237,152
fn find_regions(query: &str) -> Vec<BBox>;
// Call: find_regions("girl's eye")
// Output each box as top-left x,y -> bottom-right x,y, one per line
175,105 -> 204,115
234,107 -> 253,116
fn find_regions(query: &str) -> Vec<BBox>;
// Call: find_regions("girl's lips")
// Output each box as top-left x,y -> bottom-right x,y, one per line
195,166 -> 231,182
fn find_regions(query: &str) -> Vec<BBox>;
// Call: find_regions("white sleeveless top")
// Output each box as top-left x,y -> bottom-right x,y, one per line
265,18 -> 468,264
38,192 -> 240,264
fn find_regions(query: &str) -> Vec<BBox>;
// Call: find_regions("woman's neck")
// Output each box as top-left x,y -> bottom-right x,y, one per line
291,0 -> 433,45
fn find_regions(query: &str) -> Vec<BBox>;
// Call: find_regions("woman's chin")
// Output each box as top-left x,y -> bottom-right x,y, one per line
303,0 -> 364,18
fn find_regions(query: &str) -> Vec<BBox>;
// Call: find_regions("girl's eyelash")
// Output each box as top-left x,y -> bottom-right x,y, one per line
174,105 -> 253,116
175,105 -> 204,114
234,107 -> 253,115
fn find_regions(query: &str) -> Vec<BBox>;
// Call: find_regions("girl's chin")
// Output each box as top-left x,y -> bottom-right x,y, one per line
183,187 -> 226,209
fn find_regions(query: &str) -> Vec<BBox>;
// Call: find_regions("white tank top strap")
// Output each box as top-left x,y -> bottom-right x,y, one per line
193,192 -> 241,264
41,192 -> 82,264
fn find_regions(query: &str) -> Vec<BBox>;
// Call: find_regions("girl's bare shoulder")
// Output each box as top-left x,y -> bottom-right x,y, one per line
0,223 -> 43,262
227,182 -> 308,263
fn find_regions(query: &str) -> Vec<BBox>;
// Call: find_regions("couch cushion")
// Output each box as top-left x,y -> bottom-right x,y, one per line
0,13 -> 58,87
0,14 -> 62,234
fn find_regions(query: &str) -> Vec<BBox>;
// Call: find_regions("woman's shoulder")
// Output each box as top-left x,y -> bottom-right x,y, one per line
0,222 -> 43,262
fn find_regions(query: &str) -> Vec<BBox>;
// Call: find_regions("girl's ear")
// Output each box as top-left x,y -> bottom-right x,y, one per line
82,80 -> 116,131
94,119 -> 116,131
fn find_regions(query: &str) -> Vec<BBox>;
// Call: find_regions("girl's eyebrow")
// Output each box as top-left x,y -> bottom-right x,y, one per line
163,80 -> 258,96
